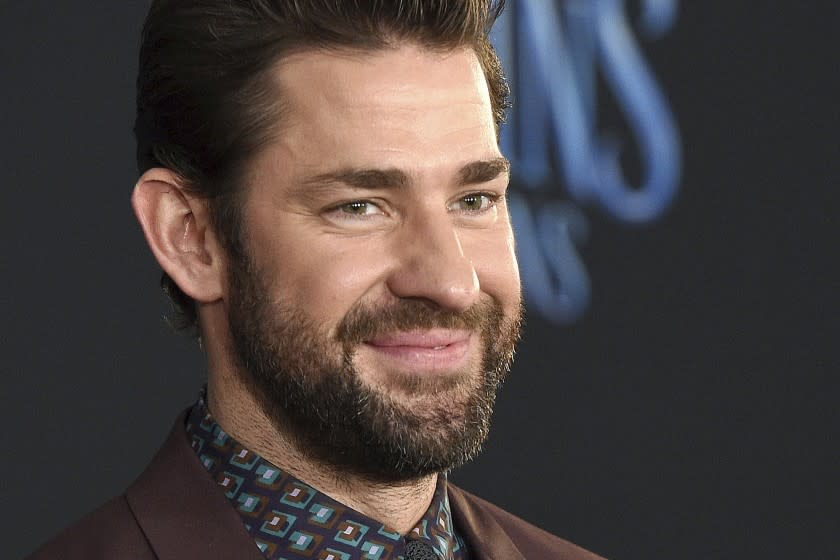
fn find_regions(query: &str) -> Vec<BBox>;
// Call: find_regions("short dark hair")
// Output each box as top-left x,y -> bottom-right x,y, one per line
135,0 -> 510,335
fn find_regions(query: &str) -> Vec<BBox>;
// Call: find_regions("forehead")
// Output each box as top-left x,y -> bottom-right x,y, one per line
276,43 -> 488,104
263,43 -> 499,174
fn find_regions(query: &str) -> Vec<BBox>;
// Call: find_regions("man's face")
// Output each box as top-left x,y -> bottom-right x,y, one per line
225,44 -> 522,481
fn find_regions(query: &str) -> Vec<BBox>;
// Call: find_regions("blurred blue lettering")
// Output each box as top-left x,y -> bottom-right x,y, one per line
492,0 -> 681,323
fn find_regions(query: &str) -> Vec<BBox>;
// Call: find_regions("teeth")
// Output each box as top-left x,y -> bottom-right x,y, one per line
433,345 -> 446,350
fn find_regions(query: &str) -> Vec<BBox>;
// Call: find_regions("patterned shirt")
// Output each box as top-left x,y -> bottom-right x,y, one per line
185,391 -> 469,560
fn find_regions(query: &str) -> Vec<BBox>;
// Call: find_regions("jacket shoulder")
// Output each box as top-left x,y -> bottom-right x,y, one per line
449,485 -> 607,560
26,495 -> 154,560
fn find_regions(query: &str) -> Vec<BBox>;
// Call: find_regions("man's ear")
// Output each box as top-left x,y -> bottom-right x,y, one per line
131,168 -> 224,304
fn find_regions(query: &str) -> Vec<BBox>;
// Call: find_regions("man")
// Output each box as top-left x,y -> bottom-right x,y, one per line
30,1 -> 604,558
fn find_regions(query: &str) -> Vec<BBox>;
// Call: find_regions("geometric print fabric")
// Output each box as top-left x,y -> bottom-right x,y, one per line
185,391 -> 469,560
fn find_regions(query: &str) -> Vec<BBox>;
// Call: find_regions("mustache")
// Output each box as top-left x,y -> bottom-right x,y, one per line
335,298 -> 505,346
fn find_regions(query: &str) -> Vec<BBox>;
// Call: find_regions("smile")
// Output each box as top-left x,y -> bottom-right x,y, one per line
362,329 -> 473,373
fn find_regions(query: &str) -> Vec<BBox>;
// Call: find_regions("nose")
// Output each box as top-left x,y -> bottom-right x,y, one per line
386,213 -> 480,313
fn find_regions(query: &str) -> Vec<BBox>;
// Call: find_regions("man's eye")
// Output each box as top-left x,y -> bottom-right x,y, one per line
337,201 -> 381,216
451,193 -> 498,213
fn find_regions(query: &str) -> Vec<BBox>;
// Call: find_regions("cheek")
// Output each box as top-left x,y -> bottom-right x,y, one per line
264,236 -> 391,323
464,228 -> 521,306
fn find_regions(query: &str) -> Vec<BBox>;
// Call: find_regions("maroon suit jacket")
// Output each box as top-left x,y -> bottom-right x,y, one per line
28,415 -> 605,560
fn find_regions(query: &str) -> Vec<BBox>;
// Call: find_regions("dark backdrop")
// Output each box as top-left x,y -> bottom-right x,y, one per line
2,1 -> 837,559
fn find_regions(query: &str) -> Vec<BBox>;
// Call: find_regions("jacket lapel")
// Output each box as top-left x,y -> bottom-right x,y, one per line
125,412 -> 264,560
125,412 -> 528,560
448,485 -> 525,560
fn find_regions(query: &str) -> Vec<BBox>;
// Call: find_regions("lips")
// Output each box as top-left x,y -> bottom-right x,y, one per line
365,329 -> 471,349
362,329 -> 473,372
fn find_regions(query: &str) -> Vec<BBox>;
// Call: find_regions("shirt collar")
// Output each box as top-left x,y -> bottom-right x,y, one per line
185,389 -> 467,560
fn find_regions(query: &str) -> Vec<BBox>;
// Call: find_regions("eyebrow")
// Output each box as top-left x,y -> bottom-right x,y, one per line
299,157 -> 511,194
458,157 -> 510,186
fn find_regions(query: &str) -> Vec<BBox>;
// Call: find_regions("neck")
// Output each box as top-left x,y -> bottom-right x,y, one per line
205,356 -> 437,535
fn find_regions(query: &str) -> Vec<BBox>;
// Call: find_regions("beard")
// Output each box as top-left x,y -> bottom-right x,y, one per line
226,252 -> 522,483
